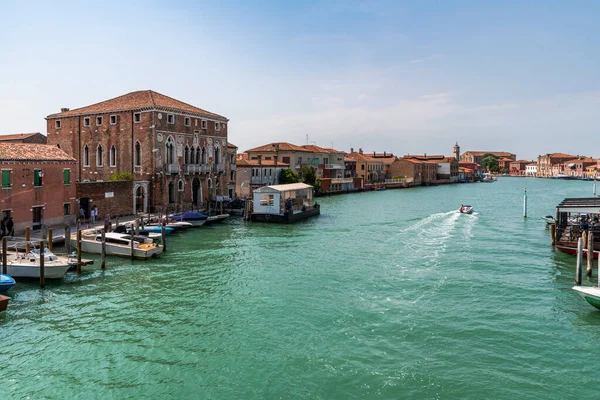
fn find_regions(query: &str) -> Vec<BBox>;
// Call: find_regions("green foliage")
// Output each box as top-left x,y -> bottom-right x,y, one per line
480,154 -> 499,172
391,175 -> 405,180
499,168 -> 509,174
108,171 -> 134,181
300,166 -> 320,194
278,168 -> 299,184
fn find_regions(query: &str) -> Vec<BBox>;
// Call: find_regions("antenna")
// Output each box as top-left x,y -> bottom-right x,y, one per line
306,134 -> 309,145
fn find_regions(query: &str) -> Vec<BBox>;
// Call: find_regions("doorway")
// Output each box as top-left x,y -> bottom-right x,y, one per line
32,206 -> 43,231
192,178 -> 200,208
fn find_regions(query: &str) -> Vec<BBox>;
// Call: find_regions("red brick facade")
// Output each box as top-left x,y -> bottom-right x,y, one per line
46,91 -> 234,214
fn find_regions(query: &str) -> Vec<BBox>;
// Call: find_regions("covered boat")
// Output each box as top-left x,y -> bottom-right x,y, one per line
74,231 -> 163,259
0,274 -> 16,292
553,198 -> 600,257
250,183 -> 320,223
168,211 -> 208,227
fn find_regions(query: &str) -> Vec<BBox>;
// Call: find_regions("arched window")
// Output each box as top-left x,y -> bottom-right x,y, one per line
168,182 -> 175,203
110,145 -> 117,167
178,179 -> 184,192
230,171 -> 235,181
196,147 -> 201,165
165,137 -> 175,164
184,145 -> 190,164
207,178 -> 212,188
96,144 -> 103,167
134,141 -> 142,167
201,147 -> 206,164
83,145 -> 90,167
214,146 -> 221,165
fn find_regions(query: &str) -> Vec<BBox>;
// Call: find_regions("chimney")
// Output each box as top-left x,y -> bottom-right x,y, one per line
424,153 -> 427,159
61,108 -> 70,113
350,147 -> 354,153
384,151 -> 387,157
373,151 -> 376,157
359,148 -> 363,155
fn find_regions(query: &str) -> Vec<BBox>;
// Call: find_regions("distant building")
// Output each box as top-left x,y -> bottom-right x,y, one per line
388,157 -> 437,186
400,154 -> 458,183
0,143 -> 77,234
509,160 -> 531,176
0,132 -> 47,144
525,163 -> 538,176
460,151 -> 516,164
235,157 -> 290,198
344,149 -> 384,183
563,157 -> 597,178
537,153 -> 577,177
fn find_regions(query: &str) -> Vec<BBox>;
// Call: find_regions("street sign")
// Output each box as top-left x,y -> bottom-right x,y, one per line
105,192 -> 114,198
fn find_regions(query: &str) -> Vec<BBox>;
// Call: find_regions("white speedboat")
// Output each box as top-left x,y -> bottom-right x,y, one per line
459,205 -> 473,214
145,218 -> 193,231
5,244 -> 71,279
541,215 -> 555,224
482,175 -> 497,182
204,214 -> 230,226
73,231 -> 163,259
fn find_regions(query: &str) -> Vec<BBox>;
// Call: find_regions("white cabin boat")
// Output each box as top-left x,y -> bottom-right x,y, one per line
251,183 -> 320,223
5,245 -> 71,279
73,231 -> 163,259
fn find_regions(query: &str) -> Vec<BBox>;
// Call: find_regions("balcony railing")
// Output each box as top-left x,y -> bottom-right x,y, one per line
325,164 -> 344,169
331,178 -> 354,184
185,164 -> 198,174
216,164 -> 225,173
251,176 -> 276,185
166,164 -> 179,174
200,164 -> 211,173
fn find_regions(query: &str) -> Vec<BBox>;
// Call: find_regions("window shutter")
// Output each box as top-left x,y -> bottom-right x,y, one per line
34,170 -> 40,186
64,169 -> 70,184
2,170 -> 10,188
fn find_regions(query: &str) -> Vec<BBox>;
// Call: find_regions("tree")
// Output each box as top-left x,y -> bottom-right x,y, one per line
300,165 -> 320,194
108,171 -> 134,181
480,154 -> 499,172
278,168 -> 298,184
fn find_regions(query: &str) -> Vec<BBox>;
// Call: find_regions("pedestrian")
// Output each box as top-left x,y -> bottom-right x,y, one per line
90,206 -> 97,224
79,206 -> 85,222
6,217 -> 14,237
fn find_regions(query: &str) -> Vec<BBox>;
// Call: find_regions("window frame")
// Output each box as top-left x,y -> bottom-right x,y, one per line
1,169 -> 12,189
83,145 -> 90,167
110,114 -> 117,125
134,112 -> 142,123
55,120 -> 61,129
83,117 -> 90,127
96,116 -> 103,126
63,169 -> 71,185
184,117 -> 191,127
167,114 -> 175,124
97,144 -> 104,167
201,120 -> 207,129
109,145 -> 117,167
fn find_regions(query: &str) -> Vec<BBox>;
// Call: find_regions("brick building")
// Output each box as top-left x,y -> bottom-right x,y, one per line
45,90 -> 232,215
0,143 -> 77,234
460,151 -> 516,164
536,153 -> 576,177
388,157 -> 437,185
509,160 -> 532,176
0,132 -> 47,144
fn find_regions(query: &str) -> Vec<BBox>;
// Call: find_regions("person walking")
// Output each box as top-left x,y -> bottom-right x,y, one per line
90,206 -> 97,224
6,217 -> 14,237
79,206 -> 86,222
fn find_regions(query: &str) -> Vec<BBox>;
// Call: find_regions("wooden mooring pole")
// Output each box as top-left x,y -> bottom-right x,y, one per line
523,188 -> 527,218
550,223 -> 556,246
76,229 -> 82,273
101,229 -> 106,270
65,225 -> 71,254
576,237 -> 583,285
39,240 -> 45,288
130,230 -> 135,260
25,226 -> 30,253
588,231 -> 594,277
161,222 -> 167,252
1,237 -> 7,275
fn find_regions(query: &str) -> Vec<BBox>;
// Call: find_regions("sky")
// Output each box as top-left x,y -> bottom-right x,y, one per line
1,0 -> 599,160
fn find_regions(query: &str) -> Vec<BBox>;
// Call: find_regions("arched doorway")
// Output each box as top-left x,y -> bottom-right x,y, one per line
192,178 -> 201,208
135,186 -> 145,214
168,181 -> 176,204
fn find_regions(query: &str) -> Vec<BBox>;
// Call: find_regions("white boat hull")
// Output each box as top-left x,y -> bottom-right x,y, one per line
573,286 -> 600,309
7,261 -> 70,279
74,236 -> 163,259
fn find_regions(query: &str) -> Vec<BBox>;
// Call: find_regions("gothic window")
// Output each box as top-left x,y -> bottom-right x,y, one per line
165,136 -> 175,164
110,145 -> 117,167
83,145 -> 90,167
201,147 -> 207,164
184,145 -> 190,164
96,144 -> 103,167
135,141 -> 142,167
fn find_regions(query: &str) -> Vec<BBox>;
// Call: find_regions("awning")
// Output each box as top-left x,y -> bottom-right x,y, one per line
557,197 -> 600,214
254,182 -> 313,193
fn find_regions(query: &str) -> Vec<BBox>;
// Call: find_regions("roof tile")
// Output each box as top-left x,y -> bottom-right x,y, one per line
0,143 -> 75,162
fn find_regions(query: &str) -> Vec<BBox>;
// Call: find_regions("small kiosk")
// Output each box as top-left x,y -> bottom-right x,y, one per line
251,183 -> 320,223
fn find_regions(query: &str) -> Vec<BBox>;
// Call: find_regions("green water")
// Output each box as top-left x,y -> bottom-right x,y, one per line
2,178 -> 600,399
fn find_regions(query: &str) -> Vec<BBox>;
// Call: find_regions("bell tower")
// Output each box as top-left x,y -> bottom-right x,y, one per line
453,142 -> 460,161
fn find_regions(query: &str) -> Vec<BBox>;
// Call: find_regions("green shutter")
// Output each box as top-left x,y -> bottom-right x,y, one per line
1,170 -> 11,188
34,169 -> 40,186
64,169 -> 70,184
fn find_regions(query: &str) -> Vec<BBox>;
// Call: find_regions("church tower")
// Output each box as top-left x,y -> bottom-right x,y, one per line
453,142 -> 460,161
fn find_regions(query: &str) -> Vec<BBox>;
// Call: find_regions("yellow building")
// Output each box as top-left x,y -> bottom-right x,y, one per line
345,148 -> 384,183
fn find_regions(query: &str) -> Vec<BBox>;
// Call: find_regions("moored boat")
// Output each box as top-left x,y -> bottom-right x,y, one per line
0,274 -> 16,292
250,183 -> 320,223
542,215 -> 555,224
572,285 -> 600,309
5,245 -> 71,279
168,211 -> 208,227
204,214 -> 230,225
73,230 -> 163,259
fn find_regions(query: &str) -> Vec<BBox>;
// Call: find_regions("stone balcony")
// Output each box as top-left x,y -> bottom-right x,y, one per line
200,164 -> 211,174
215,164 -> 225,173
166,164 -> 180,174
185,164 -> 199,174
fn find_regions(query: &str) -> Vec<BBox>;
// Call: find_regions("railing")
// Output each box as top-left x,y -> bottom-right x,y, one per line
200,164 -> 210,173
216,164 -> 225,173
166,164 -> 179,174
330,178 -> 354,184
185,164 -> 198,174
325,164 -> 344,169
251,176 -> 276,185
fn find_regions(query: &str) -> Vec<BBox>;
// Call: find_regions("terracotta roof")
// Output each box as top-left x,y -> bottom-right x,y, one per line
236,159 -> 290,167
46,90 -> 226,120
0,132 -> 41,141
345,152 -> 383,162
227,142 -> 238,148
564,158 -> 597,163
301,144 -> 345,154
527,163 -> 537,166
546,153 -> 577,158
0,143 -> 75,162
510,160 -> 533,164
370,152 -> 395,158
405,154 -> 446,160
378,156 -> 397,164
498,157 -> 513,161
397,157 -> 437,164
245,142 -> 310,153
463,151 -> 515,157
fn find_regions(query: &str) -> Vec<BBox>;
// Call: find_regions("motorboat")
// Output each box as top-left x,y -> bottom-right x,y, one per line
73,230 -> 163,259
0,274 -> 15,292
204,214 -> 230,226
459,205 -> 473,214
168,211 -> 208,227
145,217 -> 193,230
4,243 -> 71,279
481,174 -> 497,182
115,223 -> 174,236
542,215 -> 555,224
572,286 -> 600,309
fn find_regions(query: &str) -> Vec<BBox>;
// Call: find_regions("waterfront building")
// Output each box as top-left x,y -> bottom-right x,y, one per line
509,160 -> 532,176
344,149 -> 384,183
536,153 -> 576,177
0,132 -> 47,144
226,142 -> 238,199
498,157 -> 513,171
45,90 -> 231,216
525,163 -> 538,176
0,143 -> 77,234
460,151 -> 516,164
399,155 -> 458,183
300,145 -> 346,179
235,157 -> 290,198
563,157 -> 597,179
368,152 -> 397,178
388,157 -> 437,186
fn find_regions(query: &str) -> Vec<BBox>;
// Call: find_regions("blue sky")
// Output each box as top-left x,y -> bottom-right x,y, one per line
1,0 -> 599,159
